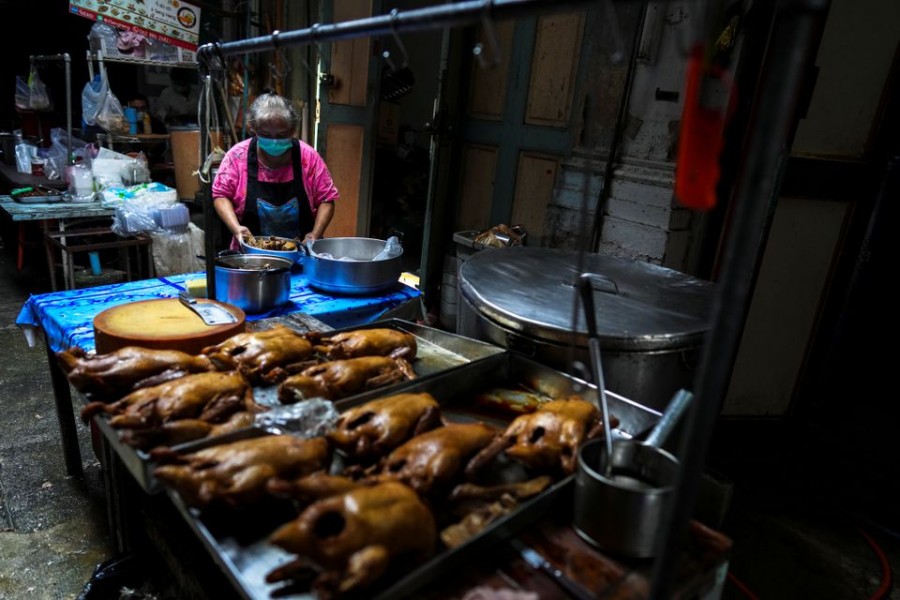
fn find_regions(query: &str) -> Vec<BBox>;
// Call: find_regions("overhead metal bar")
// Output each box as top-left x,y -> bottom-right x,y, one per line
198,0 -> 601,67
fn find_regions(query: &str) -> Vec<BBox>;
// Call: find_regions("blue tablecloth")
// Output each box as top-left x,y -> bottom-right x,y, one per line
16,271 -> 420,354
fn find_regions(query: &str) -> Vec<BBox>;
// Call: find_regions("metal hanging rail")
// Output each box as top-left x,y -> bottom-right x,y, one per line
198,0 -> 602,67
29,53 -> 73,166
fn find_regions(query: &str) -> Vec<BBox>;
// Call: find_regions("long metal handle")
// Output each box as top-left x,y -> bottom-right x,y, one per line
644,389 -> 693,449
578,273 -> 613,477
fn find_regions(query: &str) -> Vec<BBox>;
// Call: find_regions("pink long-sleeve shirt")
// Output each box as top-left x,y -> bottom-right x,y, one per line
211,138 -> 339,221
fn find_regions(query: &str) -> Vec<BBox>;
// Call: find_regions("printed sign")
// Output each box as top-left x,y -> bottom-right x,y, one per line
69,0 -> 202,51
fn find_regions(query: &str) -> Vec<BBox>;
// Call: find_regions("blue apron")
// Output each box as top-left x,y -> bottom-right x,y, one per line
243,138 -> 313,238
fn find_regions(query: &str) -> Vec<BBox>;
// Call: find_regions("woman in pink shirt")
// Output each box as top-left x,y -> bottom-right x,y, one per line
212,93 -> 338,248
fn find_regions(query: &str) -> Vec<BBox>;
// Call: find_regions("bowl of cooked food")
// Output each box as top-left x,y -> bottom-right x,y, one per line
239,234 -> 303,265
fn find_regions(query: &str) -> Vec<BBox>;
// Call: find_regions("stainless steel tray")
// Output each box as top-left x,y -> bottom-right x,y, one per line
12,193 -> 64,204
96,319 -> 507,494
158,353 -> 661,599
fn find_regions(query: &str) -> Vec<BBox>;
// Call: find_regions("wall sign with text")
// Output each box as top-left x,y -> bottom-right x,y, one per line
70,0 -> 202,51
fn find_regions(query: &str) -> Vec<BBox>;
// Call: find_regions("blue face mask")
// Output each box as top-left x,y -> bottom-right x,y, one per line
257,137 -> 292,156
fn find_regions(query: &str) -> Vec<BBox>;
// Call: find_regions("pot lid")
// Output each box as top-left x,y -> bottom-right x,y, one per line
458,247 -> 716,351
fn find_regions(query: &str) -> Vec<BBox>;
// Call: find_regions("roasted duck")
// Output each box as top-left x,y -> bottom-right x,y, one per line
141,411 -> 257,450
56,346 -> 214,401
309,328 -> 417,361
327,393 -> 441,460
467,397 -> 616,476
277,356 -> 416,404
154,435 -> 330,509
201,325 -> 315,385
80,371 -> 263,449
373,423 -> 499,496
267,481 -> 436,598
266,472 -> 366,504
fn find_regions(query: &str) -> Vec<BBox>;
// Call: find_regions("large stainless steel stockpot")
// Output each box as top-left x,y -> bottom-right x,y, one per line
457,247 -> 716,411
303,237 -> 402,295
214,254 -> 292,313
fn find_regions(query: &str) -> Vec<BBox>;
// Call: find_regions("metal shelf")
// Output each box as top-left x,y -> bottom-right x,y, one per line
88,51 -> 197,69
87,50 -> 197,69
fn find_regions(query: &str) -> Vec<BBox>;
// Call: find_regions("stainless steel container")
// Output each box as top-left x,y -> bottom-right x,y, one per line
457,247 -> 716,410
239,235 -> 304,265
303,237 -> 402,295
214,254 -> 292,313
574,438 -> 680,558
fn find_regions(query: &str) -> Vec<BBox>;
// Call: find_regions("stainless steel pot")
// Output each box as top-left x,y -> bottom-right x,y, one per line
214,254 -> 292,313
303,237 -> 402,295
457,247 -> 716,411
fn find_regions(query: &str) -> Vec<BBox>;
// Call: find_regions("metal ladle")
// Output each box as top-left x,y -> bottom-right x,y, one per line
577,272 -> 614,477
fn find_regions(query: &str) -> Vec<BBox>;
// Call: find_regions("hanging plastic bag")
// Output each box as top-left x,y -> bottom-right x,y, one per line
15,76 -> 30,110
27,64 -> 51,110
82,73 -> 108,126
96,91 -> 129,135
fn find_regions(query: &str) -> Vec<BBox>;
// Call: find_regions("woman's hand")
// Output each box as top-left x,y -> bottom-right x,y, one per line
235,225 -> 252,240
302,232 -> 320,244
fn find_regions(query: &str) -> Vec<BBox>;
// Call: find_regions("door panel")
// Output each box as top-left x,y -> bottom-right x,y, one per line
453,14 -> 583,241
526,13 -> 584,127
329,1 -> 371,107
317,0 -> 377,236
467,21 -> 516,121
325,124 -> 365,236
512,152 -> 560,241
458,144 -> 498,230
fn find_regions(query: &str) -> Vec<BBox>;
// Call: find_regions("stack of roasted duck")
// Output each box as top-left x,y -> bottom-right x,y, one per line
151,391 -> 615,598
57,322 -> 620,597
57,325 -> 419,451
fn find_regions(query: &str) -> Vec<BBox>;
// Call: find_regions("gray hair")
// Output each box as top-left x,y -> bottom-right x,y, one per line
247,93 -> 299,132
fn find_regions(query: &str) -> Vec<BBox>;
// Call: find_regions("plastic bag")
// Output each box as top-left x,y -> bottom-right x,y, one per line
373,236 -> 403,260
109,182 -> 179,235
27,65 -> 51,110
96,91 -> 129,135
15,76 -> 30,110
254,398 -> 339,436
150,223 -> 205,276
45,128 -> 93,180
15,140 -> 37,174
67,162 -> 95,200
82,73 -> 108,126
88,22 -> 120,56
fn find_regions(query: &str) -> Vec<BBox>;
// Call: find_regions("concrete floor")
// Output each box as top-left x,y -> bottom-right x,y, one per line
0,241 -> 897,600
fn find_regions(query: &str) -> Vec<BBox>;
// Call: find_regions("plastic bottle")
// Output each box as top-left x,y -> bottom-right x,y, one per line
143,112 -> 152,134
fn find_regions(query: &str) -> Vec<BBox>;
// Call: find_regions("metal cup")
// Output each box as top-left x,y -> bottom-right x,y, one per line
573,437 -> 680,558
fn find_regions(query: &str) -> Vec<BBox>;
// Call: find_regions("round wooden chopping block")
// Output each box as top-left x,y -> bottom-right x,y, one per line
93,298 -> 246,355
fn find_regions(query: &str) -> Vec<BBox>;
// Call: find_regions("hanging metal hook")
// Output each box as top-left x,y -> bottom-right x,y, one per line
473,0 -> 501,69
383,8 -> 409,72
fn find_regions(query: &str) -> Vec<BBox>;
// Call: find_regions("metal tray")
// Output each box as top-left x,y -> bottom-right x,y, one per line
12,193 -> 64,204
96,319 -> 507,494
158,353 -> 661,599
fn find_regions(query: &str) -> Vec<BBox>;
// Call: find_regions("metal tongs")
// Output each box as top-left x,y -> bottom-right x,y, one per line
577,273 -> 615,477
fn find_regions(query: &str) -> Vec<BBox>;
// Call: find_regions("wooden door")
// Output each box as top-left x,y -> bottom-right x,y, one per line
316,0 -> 379,237
454,13 -> 584,243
